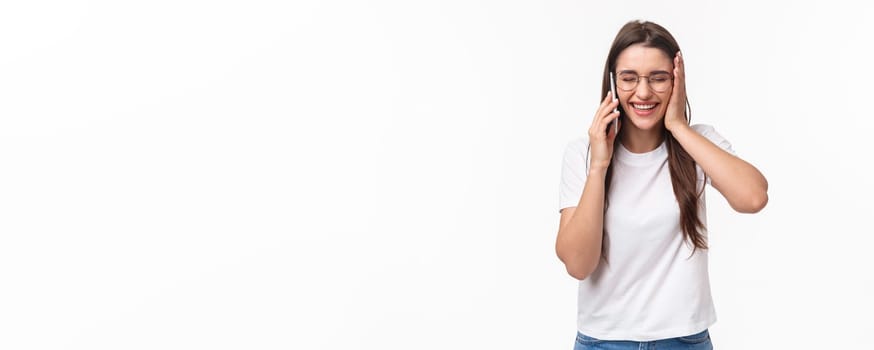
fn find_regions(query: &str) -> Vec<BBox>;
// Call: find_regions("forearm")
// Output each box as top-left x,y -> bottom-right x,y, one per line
669,124 -> 769,213
556,168 -> 607,280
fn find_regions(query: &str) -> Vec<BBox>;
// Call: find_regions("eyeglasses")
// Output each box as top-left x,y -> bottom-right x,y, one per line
616,72 -> 674,93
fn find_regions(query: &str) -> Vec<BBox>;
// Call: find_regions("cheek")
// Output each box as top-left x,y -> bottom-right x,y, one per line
659,91 -> 672,103
620,92 -> 633,106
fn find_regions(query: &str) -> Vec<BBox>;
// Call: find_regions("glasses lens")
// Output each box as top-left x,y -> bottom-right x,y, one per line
649,73 -> 672,92
617,73 -> 638,91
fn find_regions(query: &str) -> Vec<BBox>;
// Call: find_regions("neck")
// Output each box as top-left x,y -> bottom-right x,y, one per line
620,125 -> 665,153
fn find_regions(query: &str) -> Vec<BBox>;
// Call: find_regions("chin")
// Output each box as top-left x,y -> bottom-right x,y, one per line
625,114 -> 665,131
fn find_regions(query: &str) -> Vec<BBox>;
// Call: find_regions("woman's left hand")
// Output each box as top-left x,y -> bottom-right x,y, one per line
664,51 -> 687,131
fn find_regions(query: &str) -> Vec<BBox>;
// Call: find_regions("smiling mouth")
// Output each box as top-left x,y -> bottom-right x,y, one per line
631,103 -> 658,111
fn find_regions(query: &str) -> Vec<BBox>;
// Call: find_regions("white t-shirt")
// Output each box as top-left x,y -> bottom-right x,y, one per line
558,124 -> 735,341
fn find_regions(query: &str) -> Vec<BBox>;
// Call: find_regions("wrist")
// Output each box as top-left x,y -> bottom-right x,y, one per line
586,165 -> 609,177
666,120 -> 692,134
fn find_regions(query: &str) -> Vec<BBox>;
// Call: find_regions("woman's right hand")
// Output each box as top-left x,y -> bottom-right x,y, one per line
587,92 -> 621,170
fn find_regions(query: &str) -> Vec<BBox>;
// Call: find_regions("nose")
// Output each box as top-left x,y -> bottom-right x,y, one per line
634,77 -> 653,100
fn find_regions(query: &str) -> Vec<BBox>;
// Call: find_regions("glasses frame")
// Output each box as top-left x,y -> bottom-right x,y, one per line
615,71 -> 675,93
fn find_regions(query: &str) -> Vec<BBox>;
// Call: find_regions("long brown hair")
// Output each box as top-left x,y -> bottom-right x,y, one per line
600,20 -> 707,253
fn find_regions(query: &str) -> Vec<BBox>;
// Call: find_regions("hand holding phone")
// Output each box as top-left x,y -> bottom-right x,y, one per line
609,72 -> 619,134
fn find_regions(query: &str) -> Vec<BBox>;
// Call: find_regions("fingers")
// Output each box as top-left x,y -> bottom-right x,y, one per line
669,52 -> 686,108
589,108 -> 620,139
587,93 -> 621,165
673,52 -> 685,93
606,118 -> 621,140
598,92 -> 620,115
599,92 -> 617,111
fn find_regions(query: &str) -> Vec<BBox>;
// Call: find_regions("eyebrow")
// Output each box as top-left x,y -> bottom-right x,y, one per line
618,70 -> 672,75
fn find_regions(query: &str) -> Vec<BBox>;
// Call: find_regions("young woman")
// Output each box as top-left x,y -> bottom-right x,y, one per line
556,20 -> 768,349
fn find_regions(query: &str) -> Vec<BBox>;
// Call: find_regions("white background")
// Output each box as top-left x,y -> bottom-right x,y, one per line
1,1 -> 872,349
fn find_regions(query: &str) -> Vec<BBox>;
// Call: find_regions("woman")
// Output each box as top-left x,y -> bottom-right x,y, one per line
556,20 -> 768,349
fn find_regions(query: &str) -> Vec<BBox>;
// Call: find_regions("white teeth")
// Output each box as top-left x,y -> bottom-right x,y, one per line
632,103 -> 656,110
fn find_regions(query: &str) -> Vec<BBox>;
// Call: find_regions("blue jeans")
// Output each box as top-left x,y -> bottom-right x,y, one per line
573,329 -> 713,350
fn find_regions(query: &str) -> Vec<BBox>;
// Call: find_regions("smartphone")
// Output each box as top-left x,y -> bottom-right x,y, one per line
609,72 -> 619,134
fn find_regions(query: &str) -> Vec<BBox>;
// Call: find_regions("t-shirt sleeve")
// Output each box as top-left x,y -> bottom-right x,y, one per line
692,124 -> 735,155
559,138 -> 588,213
691,124 -> 735,185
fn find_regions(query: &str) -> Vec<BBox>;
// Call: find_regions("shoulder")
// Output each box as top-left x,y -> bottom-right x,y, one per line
690,123 -> 716,135
690,123 -> 735,154
561,137 -> 589,162
690,123 -> 727,141
563,137 -> 589,154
